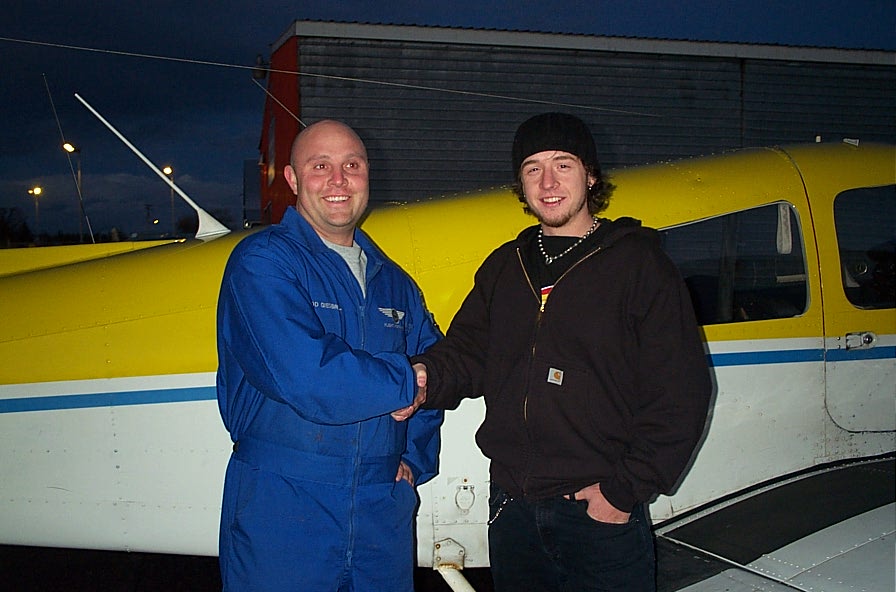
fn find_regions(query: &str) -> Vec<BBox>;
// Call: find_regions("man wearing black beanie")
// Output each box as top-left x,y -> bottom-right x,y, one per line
413,113 -> 711,592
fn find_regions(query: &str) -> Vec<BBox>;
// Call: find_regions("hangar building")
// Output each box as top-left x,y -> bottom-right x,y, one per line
256,21 -> 895,223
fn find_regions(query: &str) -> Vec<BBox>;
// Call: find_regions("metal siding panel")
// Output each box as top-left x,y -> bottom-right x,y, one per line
743,61 -> 896,146
291,37 -> 894,203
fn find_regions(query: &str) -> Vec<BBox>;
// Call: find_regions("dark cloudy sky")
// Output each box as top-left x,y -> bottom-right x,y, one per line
1,1 -> 893,239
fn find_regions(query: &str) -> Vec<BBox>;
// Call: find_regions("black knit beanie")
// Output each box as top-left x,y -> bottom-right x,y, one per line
512,112 -> 598,175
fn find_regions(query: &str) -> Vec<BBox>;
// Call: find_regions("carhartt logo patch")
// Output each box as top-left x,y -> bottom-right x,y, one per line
547,368 -> 564,386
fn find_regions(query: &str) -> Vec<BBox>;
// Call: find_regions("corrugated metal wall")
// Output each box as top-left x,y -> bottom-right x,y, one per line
743,60 -> 895,146
294,37 -> 895,203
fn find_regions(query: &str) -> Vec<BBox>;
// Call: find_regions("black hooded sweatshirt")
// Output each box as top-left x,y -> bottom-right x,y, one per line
415,217 -> 712,512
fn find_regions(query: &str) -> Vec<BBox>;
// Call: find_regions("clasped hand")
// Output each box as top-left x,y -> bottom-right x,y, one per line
390,363 -> 427,422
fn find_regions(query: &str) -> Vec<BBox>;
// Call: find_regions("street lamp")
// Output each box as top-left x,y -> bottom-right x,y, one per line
163,165 -> 174,235
28,186 -> 42,244
63,142 -> 84,243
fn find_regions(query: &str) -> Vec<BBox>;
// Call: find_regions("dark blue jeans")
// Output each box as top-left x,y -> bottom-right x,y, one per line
488,485 -> 656,592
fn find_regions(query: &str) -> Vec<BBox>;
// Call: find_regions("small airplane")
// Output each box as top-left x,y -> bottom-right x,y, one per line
0,138 -> 893,591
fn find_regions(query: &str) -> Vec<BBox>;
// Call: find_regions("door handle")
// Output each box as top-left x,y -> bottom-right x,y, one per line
845,331 -> 876,350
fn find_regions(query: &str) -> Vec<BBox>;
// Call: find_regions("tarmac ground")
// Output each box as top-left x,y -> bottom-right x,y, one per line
0,544 -> 496,592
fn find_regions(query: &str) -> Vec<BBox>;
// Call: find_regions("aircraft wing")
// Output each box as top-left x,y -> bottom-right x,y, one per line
656,458 -> 895,592
0,239 -> 177,278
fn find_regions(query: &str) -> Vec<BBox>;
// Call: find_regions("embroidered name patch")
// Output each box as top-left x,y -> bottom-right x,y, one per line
313,301 -> 340,310
547,367 -> 564,386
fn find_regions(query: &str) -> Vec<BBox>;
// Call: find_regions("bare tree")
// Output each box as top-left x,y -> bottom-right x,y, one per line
0,207 -> 33,248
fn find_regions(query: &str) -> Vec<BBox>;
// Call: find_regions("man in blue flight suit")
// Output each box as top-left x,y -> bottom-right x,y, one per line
216,119 -> 441,591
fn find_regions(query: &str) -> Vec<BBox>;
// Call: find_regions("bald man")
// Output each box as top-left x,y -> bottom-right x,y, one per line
216,120 -> 441,591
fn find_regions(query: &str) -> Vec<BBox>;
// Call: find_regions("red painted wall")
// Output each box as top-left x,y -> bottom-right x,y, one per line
258,36 -> 301,224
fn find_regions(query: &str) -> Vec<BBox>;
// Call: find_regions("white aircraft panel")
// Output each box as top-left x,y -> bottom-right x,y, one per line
749,503 -> 895,592
677,568 -> 795,591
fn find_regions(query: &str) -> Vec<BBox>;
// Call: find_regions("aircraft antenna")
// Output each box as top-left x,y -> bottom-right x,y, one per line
43,75 -> 96,243
74,93 -> 230,240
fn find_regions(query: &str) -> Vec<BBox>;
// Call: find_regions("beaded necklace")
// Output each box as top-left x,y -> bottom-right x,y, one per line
537,217 -> 599,265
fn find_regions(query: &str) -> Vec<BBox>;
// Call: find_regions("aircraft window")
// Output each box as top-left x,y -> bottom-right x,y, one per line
834,184 -> 896,310
660,202 -> 808,326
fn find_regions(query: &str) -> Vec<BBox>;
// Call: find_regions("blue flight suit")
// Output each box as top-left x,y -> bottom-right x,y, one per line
216,207 -> 442,591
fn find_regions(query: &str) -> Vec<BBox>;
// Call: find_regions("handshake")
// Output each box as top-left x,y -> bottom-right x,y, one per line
391,363 -> 427,422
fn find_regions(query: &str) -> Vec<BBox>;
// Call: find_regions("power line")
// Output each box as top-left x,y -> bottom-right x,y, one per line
0,35 -> 659,118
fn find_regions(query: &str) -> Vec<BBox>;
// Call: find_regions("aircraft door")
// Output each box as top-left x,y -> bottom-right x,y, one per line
822,185 -> 896,433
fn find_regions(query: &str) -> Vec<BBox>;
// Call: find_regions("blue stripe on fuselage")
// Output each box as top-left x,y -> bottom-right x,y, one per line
710,345 -> 894,367
0,345 -> 892,413
0,385 -> 216,413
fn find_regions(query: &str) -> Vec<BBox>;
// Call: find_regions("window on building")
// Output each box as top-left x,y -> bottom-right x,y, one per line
834,185 -> 896,310
660,202 -> 808,326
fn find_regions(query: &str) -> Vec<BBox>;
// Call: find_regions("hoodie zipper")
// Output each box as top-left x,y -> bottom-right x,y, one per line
517,249 -> 540,425
516,244 -> 604,495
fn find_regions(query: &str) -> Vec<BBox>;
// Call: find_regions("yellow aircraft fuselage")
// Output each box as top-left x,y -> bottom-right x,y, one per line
0,142 -> 893,562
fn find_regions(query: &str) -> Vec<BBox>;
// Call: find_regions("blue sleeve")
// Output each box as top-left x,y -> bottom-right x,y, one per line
399,287 -> 444,486
218,237 -> 419,427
